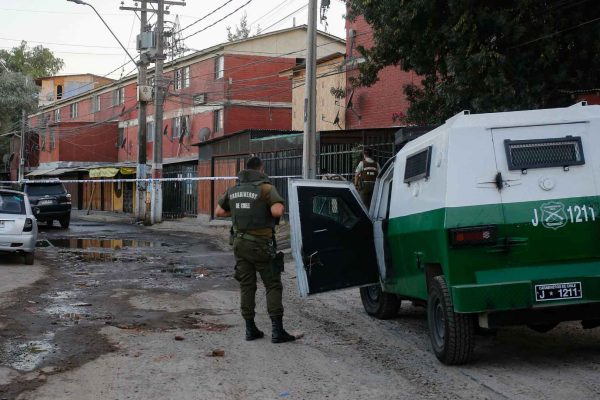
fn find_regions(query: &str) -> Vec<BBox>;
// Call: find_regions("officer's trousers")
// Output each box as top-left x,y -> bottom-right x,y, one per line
233,237 -> 284,319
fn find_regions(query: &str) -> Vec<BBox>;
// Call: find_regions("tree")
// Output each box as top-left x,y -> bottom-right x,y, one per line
0,41 -> 64,78
226,12 -> 251,42
0,42 -> 62,159
346,1 -> 600,124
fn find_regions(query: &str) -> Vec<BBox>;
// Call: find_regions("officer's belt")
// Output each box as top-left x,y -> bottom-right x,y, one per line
236,232 -> 273,244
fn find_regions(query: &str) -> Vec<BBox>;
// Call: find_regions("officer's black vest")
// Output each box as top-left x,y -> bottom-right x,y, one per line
360,160 -> 378,183
228,181 -> 276,231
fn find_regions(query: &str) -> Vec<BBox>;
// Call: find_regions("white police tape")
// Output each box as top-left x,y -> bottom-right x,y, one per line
0,176 -> 304,185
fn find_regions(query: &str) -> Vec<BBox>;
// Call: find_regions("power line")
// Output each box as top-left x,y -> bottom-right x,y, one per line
260,4 -> 308,33
510,15 -> 600,49
181,0 -> 254,41
177,0 -> 235,34
0,36 -> 137,50
247,0 -> 298,29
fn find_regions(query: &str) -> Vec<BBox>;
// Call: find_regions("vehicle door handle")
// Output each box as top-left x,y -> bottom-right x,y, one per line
314,229 -> 327,233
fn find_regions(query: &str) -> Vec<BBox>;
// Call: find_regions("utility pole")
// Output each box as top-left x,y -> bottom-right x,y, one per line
302,0 -> 318,179
18,109 -> 26,182
119,0 -> 185,224
151,0 -> 166,224
136,1 -> 148,222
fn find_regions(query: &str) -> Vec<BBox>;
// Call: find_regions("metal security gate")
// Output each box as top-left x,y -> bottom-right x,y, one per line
319,134 -> 395,179
163,163 -> 198,219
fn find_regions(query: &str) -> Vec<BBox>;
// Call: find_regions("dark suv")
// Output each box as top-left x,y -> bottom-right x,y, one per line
22,181 -> 72,229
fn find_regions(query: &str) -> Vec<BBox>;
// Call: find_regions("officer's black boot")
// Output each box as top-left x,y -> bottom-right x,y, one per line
270,316 -> 296,343
245,318 -> 264,341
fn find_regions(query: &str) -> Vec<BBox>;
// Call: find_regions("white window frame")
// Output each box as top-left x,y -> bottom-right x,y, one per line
182,66 -> 190,88
55,108 -> 61,122
214,109 -> 223,133
113,87 -> 125,106
172,116 -> 182,139
70,102 -> 79,119
174,69 -> 182,90
92,95 -> 101,113
215,55 -> 224,79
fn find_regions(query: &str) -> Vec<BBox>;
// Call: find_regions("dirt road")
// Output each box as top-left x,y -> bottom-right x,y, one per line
1,216 -> 599,399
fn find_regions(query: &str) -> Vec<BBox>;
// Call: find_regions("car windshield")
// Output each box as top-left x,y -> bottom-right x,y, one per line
25,183 -> 65,196
0,193 -> 26,215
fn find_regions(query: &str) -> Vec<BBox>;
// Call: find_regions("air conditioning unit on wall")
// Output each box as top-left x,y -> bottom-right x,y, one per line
193,93 -> 207,106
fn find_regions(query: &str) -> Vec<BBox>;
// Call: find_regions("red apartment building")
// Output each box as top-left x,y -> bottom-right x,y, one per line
344,16 -> 419,129
26,26 -> 345,215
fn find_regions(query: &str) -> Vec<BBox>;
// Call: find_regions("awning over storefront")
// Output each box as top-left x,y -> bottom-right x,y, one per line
88,167 -> 137,178
89,168 -> 120,178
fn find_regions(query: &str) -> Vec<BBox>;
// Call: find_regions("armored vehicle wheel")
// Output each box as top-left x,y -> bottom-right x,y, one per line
528,323 -> 559,333
427,275 -> 475,365
360,284 -> 401,319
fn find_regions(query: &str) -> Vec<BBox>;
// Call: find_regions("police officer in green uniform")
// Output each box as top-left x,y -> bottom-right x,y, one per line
354,148 -> 380,208
215,157 -> 295,343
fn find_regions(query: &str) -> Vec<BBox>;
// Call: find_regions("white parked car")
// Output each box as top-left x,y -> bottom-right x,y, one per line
0,189 -> 38,265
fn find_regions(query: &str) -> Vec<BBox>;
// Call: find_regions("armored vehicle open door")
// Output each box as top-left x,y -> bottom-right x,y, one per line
288,180 -> 380,297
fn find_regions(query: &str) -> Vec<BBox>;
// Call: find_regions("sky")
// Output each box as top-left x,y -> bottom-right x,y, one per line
0,0 -> 347,79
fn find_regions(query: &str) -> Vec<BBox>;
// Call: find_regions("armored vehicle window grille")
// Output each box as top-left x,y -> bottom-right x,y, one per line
504,136 -> 585,170
404,146 -> 432,183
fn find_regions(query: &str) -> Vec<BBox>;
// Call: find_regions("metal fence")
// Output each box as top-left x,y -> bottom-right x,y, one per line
163,163 -> 198,219
259,148 -> 302,207
319,138 -> 396,179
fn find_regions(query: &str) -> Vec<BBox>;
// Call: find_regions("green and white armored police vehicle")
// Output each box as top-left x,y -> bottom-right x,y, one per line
289,102 -> 600,365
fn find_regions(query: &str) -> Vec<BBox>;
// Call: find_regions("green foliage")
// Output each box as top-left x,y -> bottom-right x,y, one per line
226,12 -> 251,42
0,41 -> 64,79
346,0 -> 600,124
0,41 -> 61,158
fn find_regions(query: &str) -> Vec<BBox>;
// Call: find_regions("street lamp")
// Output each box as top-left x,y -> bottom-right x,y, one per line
66,0 -> 138,66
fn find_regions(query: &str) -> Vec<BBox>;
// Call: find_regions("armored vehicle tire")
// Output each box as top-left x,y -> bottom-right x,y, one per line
528,323 -> 559,333
24,252 -> 34,265
360,285 -> 401,319
427,275 -> 475,365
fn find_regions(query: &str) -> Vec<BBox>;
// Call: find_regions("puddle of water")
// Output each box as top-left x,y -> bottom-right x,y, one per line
0,333 -> 55,372
37,238 -> 168,250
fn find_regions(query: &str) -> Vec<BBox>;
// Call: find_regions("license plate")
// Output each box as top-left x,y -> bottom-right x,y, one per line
535,282 -> 582,302
38,199 -> 54,205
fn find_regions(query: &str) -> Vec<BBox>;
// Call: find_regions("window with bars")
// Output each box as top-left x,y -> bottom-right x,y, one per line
404,146 -> 432,183
504,136 -> 585,170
